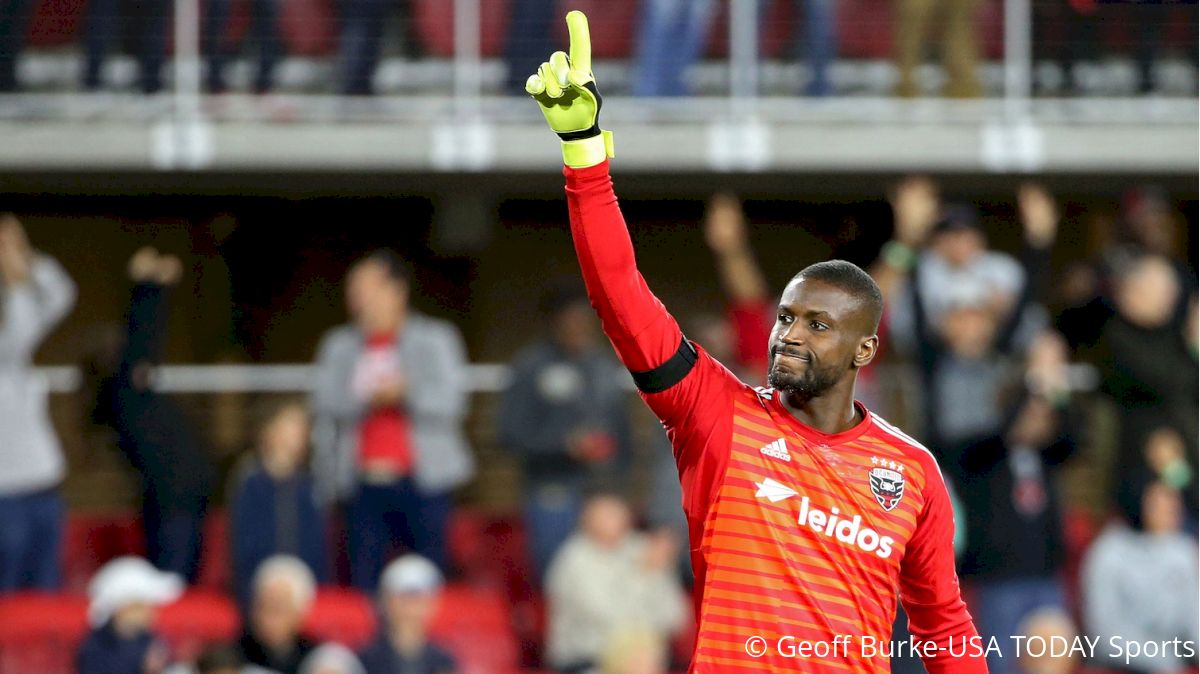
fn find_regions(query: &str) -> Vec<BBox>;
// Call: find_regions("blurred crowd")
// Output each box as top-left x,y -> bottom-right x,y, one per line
0,0 -> 1194,96
0,175 -> 1195,674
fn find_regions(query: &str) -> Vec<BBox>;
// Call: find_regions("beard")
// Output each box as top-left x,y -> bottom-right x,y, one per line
767,351 -> 846,399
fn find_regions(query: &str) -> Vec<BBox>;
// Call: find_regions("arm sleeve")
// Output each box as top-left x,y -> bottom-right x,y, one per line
121,283 -> 170,371
0,254 -> 77,364
309,331 -> 366,423
899,462 -> 988,674
564,161 -> 740,536
407,322 -> 469,424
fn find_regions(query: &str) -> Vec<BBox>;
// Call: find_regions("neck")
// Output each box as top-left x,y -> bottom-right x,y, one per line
779,381 -> 861,435
389,623 -> 425,655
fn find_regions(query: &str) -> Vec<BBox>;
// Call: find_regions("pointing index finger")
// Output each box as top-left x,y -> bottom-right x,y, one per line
566,10 -> 592,75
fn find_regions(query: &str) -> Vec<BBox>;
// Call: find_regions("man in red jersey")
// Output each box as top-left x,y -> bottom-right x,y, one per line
523,11 -> 988,674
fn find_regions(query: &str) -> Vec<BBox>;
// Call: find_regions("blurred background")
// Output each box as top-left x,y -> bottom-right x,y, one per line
0,1 -> 1196,674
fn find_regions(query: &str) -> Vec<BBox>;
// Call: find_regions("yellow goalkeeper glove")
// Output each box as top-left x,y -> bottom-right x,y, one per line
525,10 -> 614,169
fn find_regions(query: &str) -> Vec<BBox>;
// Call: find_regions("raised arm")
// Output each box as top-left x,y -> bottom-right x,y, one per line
0,216 -> 77,364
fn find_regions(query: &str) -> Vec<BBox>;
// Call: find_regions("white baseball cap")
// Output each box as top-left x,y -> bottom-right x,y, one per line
379,554 -> 443,595
87,556 -> 184,627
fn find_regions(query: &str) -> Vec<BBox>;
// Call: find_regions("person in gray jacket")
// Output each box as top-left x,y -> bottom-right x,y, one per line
310,250 -> 473,590
0,213 -> 77,592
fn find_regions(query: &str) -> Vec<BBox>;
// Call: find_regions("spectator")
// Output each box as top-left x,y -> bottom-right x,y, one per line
1101,253 -> 1198,522
545,493 -> 686,673
942,331 -> 1081,674
701,193 -> 773,383
299,644 -> 366,674
0,0 -> 34,91
311,250 -> 474,588
894,0 -> 980,96
1014,608 -> 1079,674
204,0 -> 282,94
497,283 -> 633,579
77,556 -> 182,674
504,0 -> 560,94
358,554 -> 457,674
87,247 -> 215,582
237,555 -> 318,674
81,0 -> 171,92
1082,480 -> 1199,673
632,0 -> 716,96
231,400 -> 329,610
0,213 -> 76,592
875,181 -> 1057,450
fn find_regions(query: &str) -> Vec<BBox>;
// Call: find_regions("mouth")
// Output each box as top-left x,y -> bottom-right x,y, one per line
772,349 -> 811,364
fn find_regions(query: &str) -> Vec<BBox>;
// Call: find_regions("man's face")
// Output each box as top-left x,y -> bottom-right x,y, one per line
345,261 -> 407,328
251,578 -> 302,649
931,228 -> 985,268
767,278 -> 876,399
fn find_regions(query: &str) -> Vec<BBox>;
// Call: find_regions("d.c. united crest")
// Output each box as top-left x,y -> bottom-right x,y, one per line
869,467 -> 905,511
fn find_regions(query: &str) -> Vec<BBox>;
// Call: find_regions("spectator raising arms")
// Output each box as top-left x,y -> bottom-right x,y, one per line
0,213 -> 76,593
311,250 -> 474,589
88,247 -> 216,582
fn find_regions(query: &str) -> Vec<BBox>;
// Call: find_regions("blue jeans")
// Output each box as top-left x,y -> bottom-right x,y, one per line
0,488 -> 64,592
204,0 -> 281,93
348,480 -> 451,590
0,0 -> 34,90
633,0 -> 717,96
524,484 -> 583,581
793,0 -> 835,96
82,0 -> 171,92
971,577 -> 1067,674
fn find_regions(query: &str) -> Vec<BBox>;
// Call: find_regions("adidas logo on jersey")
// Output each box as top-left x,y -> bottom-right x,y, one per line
759,438 -> 791,462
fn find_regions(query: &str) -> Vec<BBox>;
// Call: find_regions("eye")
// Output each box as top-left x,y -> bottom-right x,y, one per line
778,313 -> 793,325
810,321 -> 828,331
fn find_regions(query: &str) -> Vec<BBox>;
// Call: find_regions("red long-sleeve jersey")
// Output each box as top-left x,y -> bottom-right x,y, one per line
564,161 -> 987,674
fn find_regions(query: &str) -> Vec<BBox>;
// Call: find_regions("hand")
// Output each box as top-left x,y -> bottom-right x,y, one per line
0,214 -> 32,285
370,372 -> 407,408
155,254 -> 183,286
128,246 -> 160,282
525,11 -> 612,168
704,193 -> 750,256
888,176 -> 939,246
1018,183 -> 1058,248
1025,330 -> 1070,398
567,429 -> 616,463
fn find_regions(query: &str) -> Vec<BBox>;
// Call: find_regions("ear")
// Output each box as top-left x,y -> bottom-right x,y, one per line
853,334 -> 879,369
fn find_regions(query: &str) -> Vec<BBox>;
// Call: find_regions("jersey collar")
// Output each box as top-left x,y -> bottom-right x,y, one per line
767,393 -> 874,446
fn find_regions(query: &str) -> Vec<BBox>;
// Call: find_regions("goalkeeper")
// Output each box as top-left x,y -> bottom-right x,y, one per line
525,12 -> 987,674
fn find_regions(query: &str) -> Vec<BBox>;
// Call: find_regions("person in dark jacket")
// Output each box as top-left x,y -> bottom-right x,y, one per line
358,555 -> 456,674
496,283 -> 633,579
77,556 -> 182,674
942,330 -> 1081,674
88,248 -> 216,582
231,400 -> 329,610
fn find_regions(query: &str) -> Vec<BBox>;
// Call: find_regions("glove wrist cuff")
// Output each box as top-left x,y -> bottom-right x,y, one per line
561,130 -> 614,168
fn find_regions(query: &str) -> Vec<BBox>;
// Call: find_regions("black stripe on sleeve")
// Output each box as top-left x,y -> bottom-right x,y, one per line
630,337 -> 698,394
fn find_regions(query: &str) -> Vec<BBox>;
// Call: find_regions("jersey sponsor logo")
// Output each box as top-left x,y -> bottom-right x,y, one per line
754,477 -> 896,558
759,438 -> 792,462
754,477 -> 798,503
869,467 -> 905,512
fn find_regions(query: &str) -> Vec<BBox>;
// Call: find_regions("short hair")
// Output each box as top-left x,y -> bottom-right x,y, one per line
253,555 -> 316,613
355,249 -> 412,286
792,260 -> 884,333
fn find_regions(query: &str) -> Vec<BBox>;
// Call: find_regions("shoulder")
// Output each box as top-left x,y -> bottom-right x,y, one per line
316,325 -> 361,353
425,642 -> 458,669
866,411 -> 944,484
409,313 -> 463,341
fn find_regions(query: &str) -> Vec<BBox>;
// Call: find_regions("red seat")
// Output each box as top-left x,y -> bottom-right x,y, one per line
302,587 -> 378,649
279,0 -> 336,56
156,590 -> 241,663
412,0 -> 514,58
430,584 -> 519,674
25,0 -> 87,48
0,592 -> 89,674
195,509 -> 231,592
706,0 -> 795,59
62,512 -> 145,595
